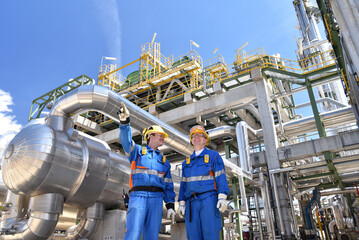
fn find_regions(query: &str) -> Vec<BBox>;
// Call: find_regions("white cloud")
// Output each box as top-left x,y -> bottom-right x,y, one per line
0,89 -> 22,157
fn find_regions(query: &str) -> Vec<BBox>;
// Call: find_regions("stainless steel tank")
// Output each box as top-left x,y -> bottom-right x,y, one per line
2,122 -> 130,209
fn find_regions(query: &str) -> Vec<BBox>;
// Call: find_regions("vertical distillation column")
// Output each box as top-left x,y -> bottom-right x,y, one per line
252,68 -> 293,239
294,0 -> 347,112
329,0 -> 359,125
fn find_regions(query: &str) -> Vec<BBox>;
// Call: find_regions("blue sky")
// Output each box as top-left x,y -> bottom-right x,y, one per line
0,0 -> 301,149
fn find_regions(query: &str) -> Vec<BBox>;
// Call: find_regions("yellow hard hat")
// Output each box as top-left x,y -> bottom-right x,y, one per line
142,125 -> 168,140
190,125 -> 210,145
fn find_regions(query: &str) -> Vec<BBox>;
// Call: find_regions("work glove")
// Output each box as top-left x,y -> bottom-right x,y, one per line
117,102 -> 130,124
167,208 -> 176,222
217,193 -> 228,213
166,202 -> 176,222
178,200 -> 186,218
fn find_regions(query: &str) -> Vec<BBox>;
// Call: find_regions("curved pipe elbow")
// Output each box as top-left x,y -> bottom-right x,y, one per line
1,193 -> 63,240
65,202 -> 104,240
48,85 -> 193,156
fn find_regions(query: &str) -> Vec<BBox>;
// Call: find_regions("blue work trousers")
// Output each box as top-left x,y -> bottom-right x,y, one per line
124,192 -> 163,240
185,193 -> 222,240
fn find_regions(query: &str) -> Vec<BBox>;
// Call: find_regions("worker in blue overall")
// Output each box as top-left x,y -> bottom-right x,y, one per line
178,125 -> 230,240
118,102 -> 176,240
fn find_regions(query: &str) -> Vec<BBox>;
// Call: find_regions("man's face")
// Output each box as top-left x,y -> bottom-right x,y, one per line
149,133 -> 165,148
191,133 -> 207,148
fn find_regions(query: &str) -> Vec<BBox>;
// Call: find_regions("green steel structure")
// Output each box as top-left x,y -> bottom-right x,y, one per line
28,75 -> 94,122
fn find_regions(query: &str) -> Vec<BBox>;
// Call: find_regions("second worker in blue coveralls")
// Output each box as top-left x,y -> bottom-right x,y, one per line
178,125 -> 230,240
118,102 -> 176,240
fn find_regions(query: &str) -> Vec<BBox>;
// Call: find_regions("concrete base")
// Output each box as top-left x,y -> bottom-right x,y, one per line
170,222 -> 186,240
91,209 -> 127,240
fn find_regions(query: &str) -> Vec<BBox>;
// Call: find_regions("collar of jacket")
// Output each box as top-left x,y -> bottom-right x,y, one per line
190,147 -> 208,159
145,145 -> 161,154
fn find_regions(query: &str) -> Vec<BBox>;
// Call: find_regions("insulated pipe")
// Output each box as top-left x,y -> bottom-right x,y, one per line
1,193 -> 63,240
271,74 -> 340,100
282,107 -> 354,136
290,159 -> 359,183
253,189 -> 264,240
320,188 -> 357,196
256,106 -> 355,137
207,125 -> 235,139
243,104 -> 261,122
331,0 -> 359,75
294,97 -> 348,109
259,172 -> 275,239
274,79 -> 293,107
65,202 -> 105,240
286,173 -> 300,239
270,173 -> 285,235
0,191 -> 29,232
290,160 -> 359,184
332,201 -> 346,230
207,125 -> 257,141
49,85 -> 193,156
236,121 -> 252,175
328,220 -> 337,240
236,122 -> 251,175
238,176 -> 248,213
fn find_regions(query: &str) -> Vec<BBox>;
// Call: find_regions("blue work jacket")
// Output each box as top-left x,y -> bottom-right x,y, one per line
178,147 -> 230,201
119,123 -> 175,203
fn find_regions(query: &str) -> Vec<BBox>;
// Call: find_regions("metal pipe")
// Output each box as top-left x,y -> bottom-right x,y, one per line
283,106 -> 354,131
256,106 -> 355,137
242,104 -> 261,122
238,176 -> 248,213
207,124 -> 257,140
290,159 -> 359,183
253,188 -> 264,240
274,99 -> 286,142
271,74 -> 340,100
49,85 -> 193,156
274,78 -> 293,106
294,97 -> 348,109
0,191 -> 29,232
228,209 -> 242,227
1,193 -> 63,240
231,178 -> 242,238
320,188 -> 357,196
286,173 -> 300,239
331,0 -> 359,75
332,201 -> 346,230
207,125 -> 235,139
259,172 -> 275,239
298,39 -> 330,52
65,202 -> 105,240
328,220 -> 336,240
270,173 -> 285,235
236,122 -> 251,175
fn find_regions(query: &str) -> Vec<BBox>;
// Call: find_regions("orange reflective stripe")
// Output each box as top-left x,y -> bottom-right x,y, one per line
131,160 -> 137,170
137,166 -> 148,169
209,170 -> 217,190
129,160 -> 137,189
159,171 -> 165,175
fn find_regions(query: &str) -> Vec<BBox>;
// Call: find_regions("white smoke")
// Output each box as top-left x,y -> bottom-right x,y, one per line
0,89 -> 22,158
93,0 -> 122,67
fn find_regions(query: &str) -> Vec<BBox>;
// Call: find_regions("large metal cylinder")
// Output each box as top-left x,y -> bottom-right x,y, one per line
1,123 -> 130,209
